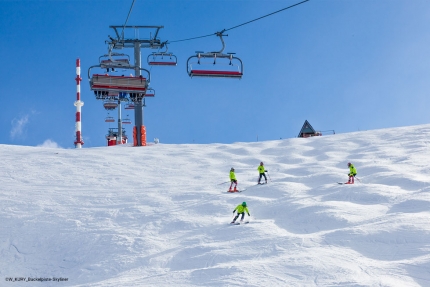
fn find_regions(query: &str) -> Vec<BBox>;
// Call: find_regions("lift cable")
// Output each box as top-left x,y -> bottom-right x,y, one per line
167,0 -> 310,44
224,0 -> 309,32
120,0 -> 136,40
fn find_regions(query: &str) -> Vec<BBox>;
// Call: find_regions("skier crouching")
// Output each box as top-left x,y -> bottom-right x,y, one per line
347,162 -> 357,184
231,202 -> 250,223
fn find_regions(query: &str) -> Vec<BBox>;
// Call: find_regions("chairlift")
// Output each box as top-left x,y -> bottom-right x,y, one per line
99,45 -> 131,72
105,113 -> 115,123
145,88 -> 155,97
125,102 -> 135,110
122,115 -> 132,124
99,52 -> 131,72
186,33 -> 243,79
147,44 -> 177,66
88,67 -> 150,94
103,100 -> 118,110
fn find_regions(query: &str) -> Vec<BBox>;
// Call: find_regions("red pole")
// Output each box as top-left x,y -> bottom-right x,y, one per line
74,58 -> 84,148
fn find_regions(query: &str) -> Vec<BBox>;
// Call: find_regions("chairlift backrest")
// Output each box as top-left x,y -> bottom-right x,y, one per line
99,53 -> 131,69
90,74 -> 148,93
100,59 -> 131,69
88,65 -> 151,93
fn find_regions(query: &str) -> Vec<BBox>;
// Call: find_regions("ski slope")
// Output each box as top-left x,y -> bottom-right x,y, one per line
1,124 -> 430,286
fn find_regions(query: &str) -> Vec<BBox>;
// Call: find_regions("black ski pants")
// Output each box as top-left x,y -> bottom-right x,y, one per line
233,212 -> 245,222
258,173 -> 267,183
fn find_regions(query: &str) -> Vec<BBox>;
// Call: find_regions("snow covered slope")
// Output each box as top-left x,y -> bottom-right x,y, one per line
1,124 -> 430,286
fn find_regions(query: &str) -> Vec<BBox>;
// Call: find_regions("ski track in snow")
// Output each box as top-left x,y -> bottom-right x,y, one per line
1,125 -> 430,286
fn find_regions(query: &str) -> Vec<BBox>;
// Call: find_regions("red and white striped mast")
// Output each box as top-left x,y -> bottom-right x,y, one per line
74,58 -> 84,148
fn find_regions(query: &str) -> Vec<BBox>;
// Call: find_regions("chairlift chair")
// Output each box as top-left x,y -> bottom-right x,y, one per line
99,52 -> 131,72
125,102 -> 135,110
89,69 -> 150,94
186,33 -> 243,79
105,116 -> 115,123
122,116 -> 132,124
147,44 -> 177,66
145,88 -> 155,97
103,100 -> 118,110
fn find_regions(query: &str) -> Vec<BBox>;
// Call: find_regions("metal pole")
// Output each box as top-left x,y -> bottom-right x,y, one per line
134,41 -> 143,146
117,100 -> 122,144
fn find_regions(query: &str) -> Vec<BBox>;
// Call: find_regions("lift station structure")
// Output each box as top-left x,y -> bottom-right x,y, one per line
89,25 -> 169,146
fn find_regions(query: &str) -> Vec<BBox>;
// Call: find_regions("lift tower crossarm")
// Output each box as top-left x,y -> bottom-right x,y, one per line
109,25 -> 164,49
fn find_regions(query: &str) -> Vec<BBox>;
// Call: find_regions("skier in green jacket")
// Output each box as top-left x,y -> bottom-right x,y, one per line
229,168 -> 238,192
347,162 -> 357,184
231,202 -> 250,223
257,161 -> 267,184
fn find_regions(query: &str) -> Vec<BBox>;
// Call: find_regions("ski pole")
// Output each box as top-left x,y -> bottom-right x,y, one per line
217,181 -> 230,185
266,171 -> 272,182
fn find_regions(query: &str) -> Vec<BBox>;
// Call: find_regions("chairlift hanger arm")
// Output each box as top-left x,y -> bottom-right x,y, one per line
214,32 -> 227,54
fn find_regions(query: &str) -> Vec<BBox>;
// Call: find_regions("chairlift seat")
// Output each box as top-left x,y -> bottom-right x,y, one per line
189,70 -> 243,78
148,61 -> 177,66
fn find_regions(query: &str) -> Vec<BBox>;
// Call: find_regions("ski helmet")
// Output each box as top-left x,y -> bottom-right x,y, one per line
347,162 -> 351,167
260,162 -> 264,165
231,167 -> 235,171
242,202 -> 247,207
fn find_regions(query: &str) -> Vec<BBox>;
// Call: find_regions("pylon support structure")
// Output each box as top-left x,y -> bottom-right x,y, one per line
74,58 -> 84,148
107,25 -> 164,146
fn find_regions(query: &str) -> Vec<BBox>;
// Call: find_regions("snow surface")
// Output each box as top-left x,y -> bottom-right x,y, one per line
2,124 -> 430,287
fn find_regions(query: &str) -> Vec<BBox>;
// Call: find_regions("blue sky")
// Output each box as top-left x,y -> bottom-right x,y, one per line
1,0 -> 430,148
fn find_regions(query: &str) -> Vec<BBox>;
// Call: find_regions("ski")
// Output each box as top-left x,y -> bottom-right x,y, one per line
227,190 -> 245,193
229,221 -> 249,225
